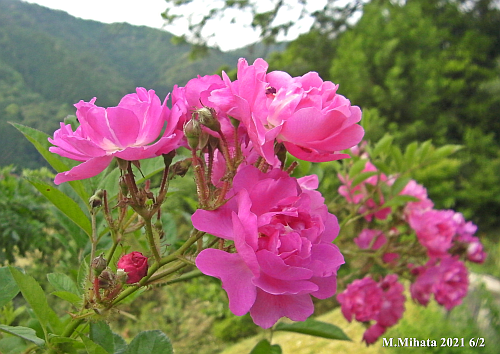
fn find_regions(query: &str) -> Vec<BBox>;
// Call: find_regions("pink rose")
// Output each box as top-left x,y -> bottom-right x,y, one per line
49,88 -> 182,184
337,277 -> 383,323
117,251 -> 149,284
209,58 -> 364,164
408,209 -> 457,257
192,166 -> 344,328
400,179 -> 434,215
354,229 -> 387,250
410,257 -> 468,310
338,274 -> 405,345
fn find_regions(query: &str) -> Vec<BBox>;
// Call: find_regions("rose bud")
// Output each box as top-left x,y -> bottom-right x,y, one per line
91,253 -> 107,275
117,252 -> 148,284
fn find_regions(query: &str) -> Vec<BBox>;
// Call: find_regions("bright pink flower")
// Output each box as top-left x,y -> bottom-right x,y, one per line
400,179 -> 434,215
408,209 -> 457,257
410,257 -> 468,310
338,161 -> 391,221
209,58 -> 364,164
117,251 -> 149,284
193,166 -> 344,328
49,88 -> 182,184
354,229 -> 387,250
465,238 -> 487,263
338,274 -> 405,345
337,277 -> 383,322
376,274 -> 405,328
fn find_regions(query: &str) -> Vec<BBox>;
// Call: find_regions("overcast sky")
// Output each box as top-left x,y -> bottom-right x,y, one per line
21,0 -> 327,51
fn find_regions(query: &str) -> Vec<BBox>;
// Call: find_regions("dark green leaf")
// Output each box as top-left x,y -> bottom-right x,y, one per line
0,267 -> 19,308
113,333 -> 128,354
27,179 -> 92,237
249,339 -> 282,354
80,334 -> 109,354
124,331 -> 173,354
90,321 -> 115,354
0,325 -> 45,347
274,319 -> 350,341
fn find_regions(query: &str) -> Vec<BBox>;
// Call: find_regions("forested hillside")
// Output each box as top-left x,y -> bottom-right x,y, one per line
0,0 -> 271,168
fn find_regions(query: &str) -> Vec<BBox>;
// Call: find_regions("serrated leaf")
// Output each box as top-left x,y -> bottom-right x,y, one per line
27,179 -> 92,237
0,267 -> 19,308
274,319 -> 351,341
0,325 -> 45,347
90,322 -> 115,354
47,273 -> 81,295
9,267 -> 63,338
348,159 -> 367,179
249,339 -> 282,354
51,291 -> 82,306
113,333 -> 128,354
11,123 -> 90,203
124,330 -> 173,354
80,334 -> 109,354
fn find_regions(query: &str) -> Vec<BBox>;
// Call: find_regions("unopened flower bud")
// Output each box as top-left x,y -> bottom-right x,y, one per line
89,189 -> 104,208
196,106 -> 221,132
91,253 -> 107,275
170,158 -> 192,178
183,118 -> 202,150
116,269 -> 128,284
117,252 -> 148,284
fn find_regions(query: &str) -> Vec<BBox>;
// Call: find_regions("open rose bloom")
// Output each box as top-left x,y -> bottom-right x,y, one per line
49,88 -> 182,184
193,166 -> 344,328
209,58 -> 364,165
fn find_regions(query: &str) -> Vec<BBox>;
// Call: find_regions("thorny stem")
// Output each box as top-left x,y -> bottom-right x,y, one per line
88,209 -> 98,282
144,216 -> 161,263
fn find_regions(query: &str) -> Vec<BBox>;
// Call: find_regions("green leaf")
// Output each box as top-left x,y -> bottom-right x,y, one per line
351,171 -> 379,188
391,176 -> 411,196
274,319 -> 351,341
51,291 -> 82,306
0,325 -> 45,347
372,134 -> 394,157
382,195 -> 420,208
0,267 -> 19,308
249,339 -> 282,354
113,333 -> 128,354
47,273 -> 81,295
8,267 -> 63,338
135,156 -> 167,185
348,159 -> 367,179
90,321 -> 115,354
403,141 -> 418,169
124,331 -> 173,354
432,144 -> 462,159
27,179 -> 92,237
11,123 -> 90,203
81,334 -> 109,354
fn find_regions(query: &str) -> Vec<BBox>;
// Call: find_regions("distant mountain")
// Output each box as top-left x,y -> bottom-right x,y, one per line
0,0 -> 281,168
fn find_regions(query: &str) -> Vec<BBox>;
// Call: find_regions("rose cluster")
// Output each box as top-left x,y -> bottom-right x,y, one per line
49,58 -> 364,328
337,156 -> 486,343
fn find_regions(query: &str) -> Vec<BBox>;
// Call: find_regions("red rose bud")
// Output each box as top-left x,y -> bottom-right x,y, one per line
117,252 -> 148,284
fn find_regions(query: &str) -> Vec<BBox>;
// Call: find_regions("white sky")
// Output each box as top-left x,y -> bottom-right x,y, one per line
22,0 -> 326,51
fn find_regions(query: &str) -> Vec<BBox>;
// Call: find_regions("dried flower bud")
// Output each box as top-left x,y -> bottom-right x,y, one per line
91,254 -> 107,275
98,269 -> 116,289
170,158 -> 192,178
